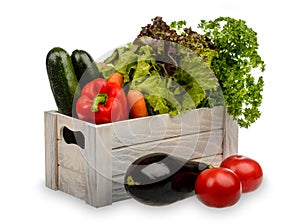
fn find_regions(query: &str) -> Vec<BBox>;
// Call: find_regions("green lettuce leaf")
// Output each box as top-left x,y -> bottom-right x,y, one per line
131,74 -> 200,116
98,39 -> 221,116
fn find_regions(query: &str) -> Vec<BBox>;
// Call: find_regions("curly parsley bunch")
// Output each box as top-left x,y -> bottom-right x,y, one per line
198,17 -> 265,128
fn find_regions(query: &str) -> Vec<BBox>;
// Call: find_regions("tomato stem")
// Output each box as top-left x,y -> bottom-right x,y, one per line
208,164 -> 215,169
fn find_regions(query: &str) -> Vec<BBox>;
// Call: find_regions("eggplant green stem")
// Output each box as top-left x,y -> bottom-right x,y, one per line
91,94 -> 108,112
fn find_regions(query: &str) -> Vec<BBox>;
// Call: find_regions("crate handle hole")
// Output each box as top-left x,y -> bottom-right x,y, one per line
62,127 -> 85,149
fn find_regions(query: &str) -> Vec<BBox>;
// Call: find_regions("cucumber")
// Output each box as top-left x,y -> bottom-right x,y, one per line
71,49 -> 102,88
46,47 -> 79,116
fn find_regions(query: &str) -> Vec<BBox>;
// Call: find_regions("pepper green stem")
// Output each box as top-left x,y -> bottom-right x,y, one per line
91,94 -> 108,112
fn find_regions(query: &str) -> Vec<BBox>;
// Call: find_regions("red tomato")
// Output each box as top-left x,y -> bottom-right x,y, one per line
194,167 -> 241,208
220,155 -> 263,193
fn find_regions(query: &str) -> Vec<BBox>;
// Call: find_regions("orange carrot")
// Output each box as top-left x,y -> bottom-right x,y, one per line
127,90 -> 148,119
107,72 -> 124,87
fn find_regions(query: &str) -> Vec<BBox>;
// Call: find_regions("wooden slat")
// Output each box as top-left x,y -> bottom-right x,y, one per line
110,106 -> 224,148
192,153 -> 223,167
95,124 -> 113,207
222,109 -> 239,159
45,111 -> 58,190
84,124 -> 97,207
111,129 -> 223,176
85,123 -> 112,207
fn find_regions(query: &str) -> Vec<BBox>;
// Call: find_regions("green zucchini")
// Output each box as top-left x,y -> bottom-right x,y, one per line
71,49 -> 102,88
46,47 -> 79,116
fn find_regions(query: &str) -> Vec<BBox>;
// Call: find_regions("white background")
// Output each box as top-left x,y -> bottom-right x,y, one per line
1,0 -> 299,223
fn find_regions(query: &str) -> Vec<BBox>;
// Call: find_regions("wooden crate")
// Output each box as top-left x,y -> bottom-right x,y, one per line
44,106 -> 238,208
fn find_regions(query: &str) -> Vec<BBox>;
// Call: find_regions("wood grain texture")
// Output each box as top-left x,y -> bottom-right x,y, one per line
110,106 -> 224,148
111,129 -> 223,176
56,112 -> 87,140
45,111 -> 58,190
56,112 -> 87,174
95,124 -> 113,207
58,166 -> 86,200
85,123 -> 113,207
58,140 -> 86,174
58,166 -> 132,204
193,153 -> 223,166
112,175 -> 130,202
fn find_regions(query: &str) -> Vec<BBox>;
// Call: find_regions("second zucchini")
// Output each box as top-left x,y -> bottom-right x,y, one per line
71,49 -> 102,88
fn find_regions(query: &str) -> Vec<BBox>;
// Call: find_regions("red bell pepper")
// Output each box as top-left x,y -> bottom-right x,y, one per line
76,78 -> 128,124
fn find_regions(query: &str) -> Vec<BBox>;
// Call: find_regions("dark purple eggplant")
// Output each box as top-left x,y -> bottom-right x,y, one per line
124,153 -> 209,206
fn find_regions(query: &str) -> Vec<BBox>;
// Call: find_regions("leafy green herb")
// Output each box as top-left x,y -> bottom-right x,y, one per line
198,17 -> 265,128
136,16 -> 218,68
170,20 -> 187,35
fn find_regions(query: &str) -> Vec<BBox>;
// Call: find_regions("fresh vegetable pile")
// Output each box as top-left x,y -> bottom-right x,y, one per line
45,16 -> 265,209
46,16 -> 265,127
